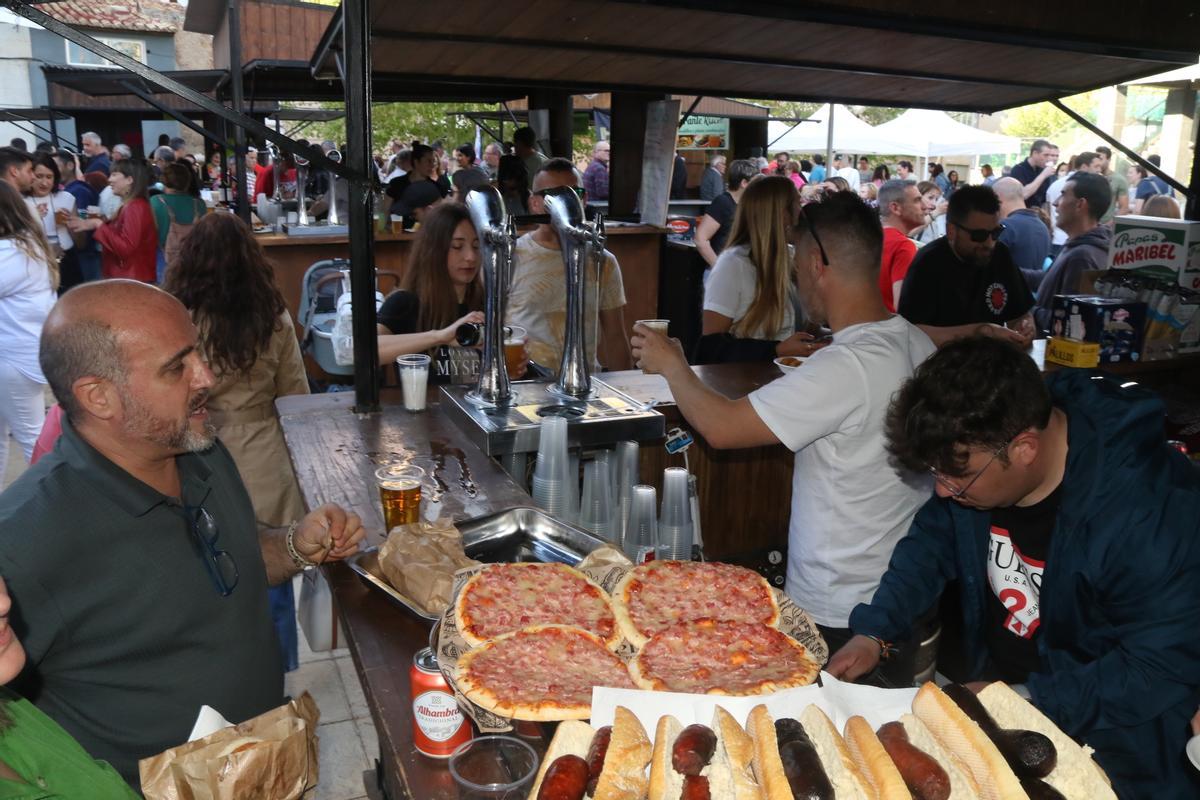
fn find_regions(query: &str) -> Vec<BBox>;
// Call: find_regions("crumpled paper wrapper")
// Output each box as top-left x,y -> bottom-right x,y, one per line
377,518 -> 481,617
138,693 -> 320,800
436,552 -> 827,732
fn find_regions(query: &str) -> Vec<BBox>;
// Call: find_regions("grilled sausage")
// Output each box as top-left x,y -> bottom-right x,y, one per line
585,726 -> 612,796
876,721 -> 950,800
672,724 -> 717,776
537,754 -> 589,800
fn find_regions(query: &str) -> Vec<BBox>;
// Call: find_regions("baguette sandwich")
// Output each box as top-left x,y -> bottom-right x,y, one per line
746,703 -> 873,800
649,707 -> 759,800
528,705 -> 652,800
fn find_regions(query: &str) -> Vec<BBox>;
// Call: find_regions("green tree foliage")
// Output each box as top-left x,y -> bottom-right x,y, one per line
999,93 -> 1099,139
850,106 -> 905,126
295,101 -> 496,154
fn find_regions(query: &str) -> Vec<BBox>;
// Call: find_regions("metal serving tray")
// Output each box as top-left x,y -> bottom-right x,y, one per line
346,506 -> 613,620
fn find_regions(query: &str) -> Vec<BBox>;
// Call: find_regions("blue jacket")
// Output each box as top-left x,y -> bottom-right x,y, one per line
850,370 -> 1200,798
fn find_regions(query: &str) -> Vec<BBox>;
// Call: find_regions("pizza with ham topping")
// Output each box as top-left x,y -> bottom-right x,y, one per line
612,560 -> 780,648
455,624 -> 637,720
454,562 -> 619,649
629,619 -> 819,695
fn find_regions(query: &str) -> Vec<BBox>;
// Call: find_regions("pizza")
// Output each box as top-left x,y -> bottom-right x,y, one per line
455,624 -> 637,721
612,560 -> 780,648
454,562 -> 619,649
629,619 -> 819,695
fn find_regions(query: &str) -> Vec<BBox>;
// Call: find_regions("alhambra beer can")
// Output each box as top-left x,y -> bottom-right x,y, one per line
411,647 -> 472,757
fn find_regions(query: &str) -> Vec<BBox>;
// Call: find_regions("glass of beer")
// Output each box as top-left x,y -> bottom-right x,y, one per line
375,464 -> 426,531
636,319 -> 670,336
504,325 -> 527,379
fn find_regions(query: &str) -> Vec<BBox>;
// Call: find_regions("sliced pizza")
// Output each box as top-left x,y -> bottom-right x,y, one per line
612,560 -> 780,648
630,619 -> 819,695
454,562 -> 620,649
456,624 -> 637,721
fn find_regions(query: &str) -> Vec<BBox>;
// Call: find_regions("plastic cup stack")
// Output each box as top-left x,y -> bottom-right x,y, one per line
531,416 -> 570,518
625,485 -> 659,564
614,441 -> 640,550
566,450 -> 581,523
578,458 -> 616,541
658,467 -> 694,561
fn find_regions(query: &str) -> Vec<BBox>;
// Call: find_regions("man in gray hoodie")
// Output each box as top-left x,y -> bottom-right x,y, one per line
1032,172 -> 1112,333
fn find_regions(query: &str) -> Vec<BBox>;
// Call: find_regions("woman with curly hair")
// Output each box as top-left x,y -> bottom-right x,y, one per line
163,212 -> 307,669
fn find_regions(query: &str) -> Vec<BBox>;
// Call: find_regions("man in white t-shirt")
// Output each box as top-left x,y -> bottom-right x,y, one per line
833,153 -> 861,190
507,158 -> 631,372
633,191 -> 935,683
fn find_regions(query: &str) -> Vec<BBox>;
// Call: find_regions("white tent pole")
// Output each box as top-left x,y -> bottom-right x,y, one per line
824,104 -> 835,178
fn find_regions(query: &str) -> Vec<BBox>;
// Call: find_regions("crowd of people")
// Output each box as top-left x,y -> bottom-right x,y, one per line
0,121 -> 1196,798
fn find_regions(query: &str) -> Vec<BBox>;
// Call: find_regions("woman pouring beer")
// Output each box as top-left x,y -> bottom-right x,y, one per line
376,202 -> 526,382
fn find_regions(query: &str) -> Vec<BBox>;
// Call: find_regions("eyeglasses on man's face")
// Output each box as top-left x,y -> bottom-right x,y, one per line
928,439 -> 1011,499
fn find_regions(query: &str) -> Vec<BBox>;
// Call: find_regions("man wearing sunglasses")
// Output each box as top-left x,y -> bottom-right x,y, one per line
898,185 -> 1036,346
827,336 -> 1200,799
0,281 -> 365,786
633,192 -> 936,684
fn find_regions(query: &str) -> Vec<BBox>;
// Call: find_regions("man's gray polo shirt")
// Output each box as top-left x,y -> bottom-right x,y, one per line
0,417 -> 283,785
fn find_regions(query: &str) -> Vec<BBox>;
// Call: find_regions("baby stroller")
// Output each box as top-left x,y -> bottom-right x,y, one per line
297,258 -> 401,379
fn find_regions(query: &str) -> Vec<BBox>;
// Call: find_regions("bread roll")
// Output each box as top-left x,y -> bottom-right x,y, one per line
526,707 -> 651,800
898,713 -> 982,799
842,715 -> 911,800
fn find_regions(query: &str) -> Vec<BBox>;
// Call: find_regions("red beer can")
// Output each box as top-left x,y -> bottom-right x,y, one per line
411,647 -> 472,757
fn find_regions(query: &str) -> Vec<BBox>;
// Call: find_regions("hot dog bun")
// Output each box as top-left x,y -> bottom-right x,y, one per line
746,704 -> 872,800
842,716 -> 915,800
911,683 -> 1026,800
898,713 -> 981,799
976,683 -> 1114,800
527,706 -> 651,800
649,710 -> 757,800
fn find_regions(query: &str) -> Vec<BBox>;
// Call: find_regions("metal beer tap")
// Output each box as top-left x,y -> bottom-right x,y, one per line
266,141 -> 282,203
294,154 -> 310,227
543,186 -> 600,399
326,149 -> 342,226
465,186 -> 516,407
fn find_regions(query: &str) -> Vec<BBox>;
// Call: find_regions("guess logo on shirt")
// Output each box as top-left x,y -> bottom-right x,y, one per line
988,526 -> 1043,639
985,282 -> 1009,316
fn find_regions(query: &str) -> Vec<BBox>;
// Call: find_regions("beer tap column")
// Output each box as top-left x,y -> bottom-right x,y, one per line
295,156 -> 310,226
465,186 -> 514,407
326,149 -> 343,226
543,186 -> 595,399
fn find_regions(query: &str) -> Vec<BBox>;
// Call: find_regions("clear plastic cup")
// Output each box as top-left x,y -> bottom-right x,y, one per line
636,319 -> 670,336
658,467 -> 693,561
614,441 -> 639,547
374,464 -> 425,530
396,354 -> 431,411
532,417 -> 570,517
503,325 -> 528,378
448,735 -> 538,799
626,484 -> 659,564
579,458 -> 615,540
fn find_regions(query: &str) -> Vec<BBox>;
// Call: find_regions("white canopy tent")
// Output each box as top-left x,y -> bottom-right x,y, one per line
871,108 -> 1021,158
767,103 -> 912,155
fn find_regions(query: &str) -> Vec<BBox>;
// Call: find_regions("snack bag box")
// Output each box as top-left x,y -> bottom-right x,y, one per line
1109,215 -> 1200,290
1049,295 -> 1147,363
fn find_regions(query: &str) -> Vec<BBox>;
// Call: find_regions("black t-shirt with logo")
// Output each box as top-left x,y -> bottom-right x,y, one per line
898,238 -> 1035,327
377,291 -> 480,384
983,484 -> 1061,683
705,191 -> 737,256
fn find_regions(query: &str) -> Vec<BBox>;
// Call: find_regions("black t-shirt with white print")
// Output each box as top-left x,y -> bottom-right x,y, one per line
983,484 -> 1061,683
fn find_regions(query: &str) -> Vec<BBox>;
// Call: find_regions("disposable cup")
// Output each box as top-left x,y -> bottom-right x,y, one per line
626,485 -> 658,564
396,354 -> 431,411
374,464 -> 425,530
614,441 -> 639,546
448,736 -> 538,799
658,467 -> 693,560
579,458 -> 615,540
636,319 -> 670,335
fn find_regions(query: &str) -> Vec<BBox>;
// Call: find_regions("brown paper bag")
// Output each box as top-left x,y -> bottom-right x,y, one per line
138,693 -> 320,800
377,518 -> 480,616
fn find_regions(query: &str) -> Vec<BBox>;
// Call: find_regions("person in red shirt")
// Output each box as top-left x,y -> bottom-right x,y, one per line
68,158 -> 158,283
877,179 -> 925,312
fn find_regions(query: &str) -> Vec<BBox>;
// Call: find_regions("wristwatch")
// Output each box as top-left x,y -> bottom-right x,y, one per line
285,520 -> 318,571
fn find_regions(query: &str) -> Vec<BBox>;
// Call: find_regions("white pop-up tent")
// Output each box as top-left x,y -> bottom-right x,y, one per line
871,108 -> 1021,157
767,103 -> 912,155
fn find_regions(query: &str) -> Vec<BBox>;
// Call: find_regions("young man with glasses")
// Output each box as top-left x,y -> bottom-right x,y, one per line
633,192 -> 935,684
828,336 -> 1200,799
0,281 -> 365,786
898,184 -> 1036,345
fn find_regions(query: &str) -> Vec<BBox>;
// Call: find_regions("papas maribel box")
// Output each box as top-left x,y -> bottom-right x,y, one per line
1108,215 -> 1200,290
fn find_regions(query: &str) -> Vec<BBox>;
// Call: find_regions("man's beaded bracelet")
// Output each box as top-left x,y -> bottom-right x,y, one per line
285,520 -> 318,570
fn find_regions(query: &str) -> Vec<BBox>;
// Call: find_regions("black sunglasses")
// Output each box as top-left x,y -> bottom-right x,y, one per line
180,505 -> 239,597
954,223 -> 1006,243
796,207 -> 830,266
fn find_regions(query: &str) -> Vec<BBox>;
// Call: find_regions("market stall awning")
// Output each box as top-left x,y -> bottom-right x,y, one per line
871,109 -> 1022,157
766,104 -> 912,155
310,0 -> 1200,114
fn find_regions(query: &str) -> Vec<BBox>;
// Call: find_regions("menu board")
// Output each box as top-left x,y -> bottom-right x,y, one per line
677,115 -> 729,150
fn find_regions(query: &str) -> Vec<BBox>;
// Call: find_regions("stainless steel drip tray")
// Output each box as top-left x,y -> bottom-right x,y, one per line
439,379 -> 665,455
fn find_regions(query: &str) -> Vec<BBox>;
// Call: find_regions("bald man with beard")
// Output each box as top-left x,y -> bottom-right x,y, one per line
0,280 -> 364,785
995,177 -> 1051,293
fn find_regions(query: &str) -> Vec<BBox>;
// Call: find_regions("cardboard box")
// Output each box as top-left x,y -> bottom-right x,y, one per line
1046,336 -> 1100,368
1048,295 -> 1146,363
1109,215 -> 1200,290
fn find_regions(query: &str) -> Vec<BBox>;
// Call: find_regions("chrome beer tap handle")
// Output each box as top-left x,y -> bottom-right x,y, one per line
295,154 -> 310,227
326,150 -> 342,226
464,186 -> 514,407
542,186 -> 593,399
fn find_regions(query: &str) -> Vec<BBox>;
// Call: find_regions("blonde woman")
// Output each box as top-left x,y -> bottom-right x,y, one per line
0,181 -> 57,481
696,175 -> 826,363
